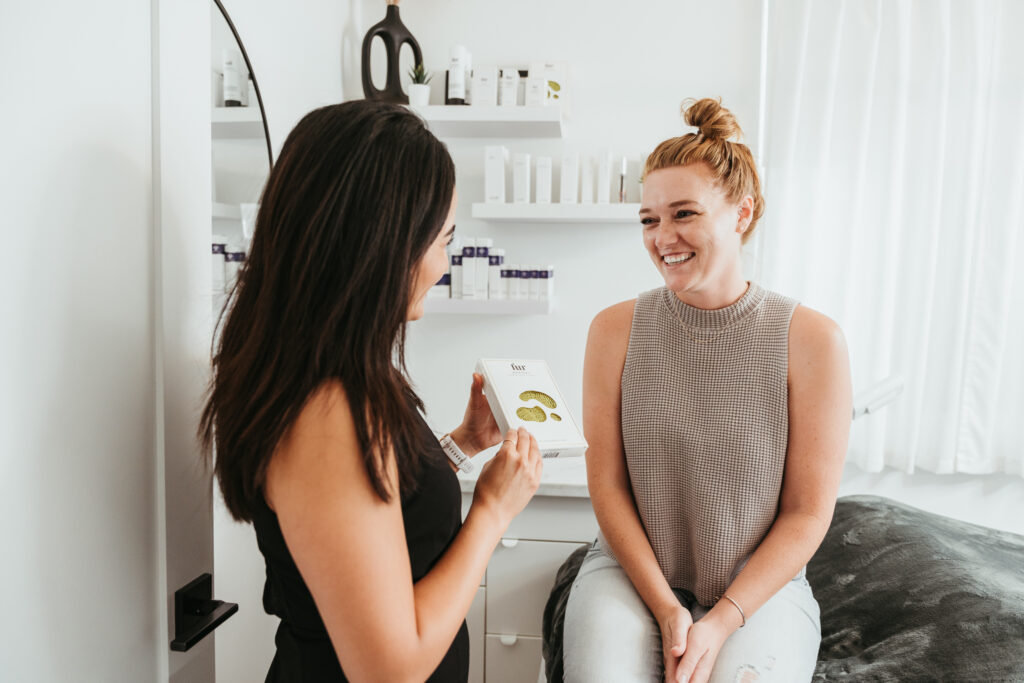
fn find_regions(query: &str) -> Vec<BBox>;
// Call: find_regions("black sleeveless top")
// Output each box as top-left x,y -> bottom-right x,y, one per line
252,411 -> 469,682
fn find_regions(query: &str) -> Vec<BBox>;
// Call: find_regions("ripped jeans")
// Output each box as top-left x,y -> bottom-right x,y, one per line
562,540 -> 820,683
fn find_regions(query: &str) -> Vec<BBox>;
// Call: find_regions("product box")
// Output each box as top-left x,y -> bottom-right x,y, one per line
476,358 -> 588,458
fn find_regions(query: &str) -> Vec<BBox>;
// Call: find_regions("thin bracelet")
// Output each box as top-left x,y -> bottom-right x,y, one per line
721,595 -> 746,628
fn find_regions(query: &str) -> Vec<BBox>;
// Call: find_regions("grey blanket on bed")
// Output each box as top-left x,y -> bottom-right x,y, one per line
542,495 -> 1024,682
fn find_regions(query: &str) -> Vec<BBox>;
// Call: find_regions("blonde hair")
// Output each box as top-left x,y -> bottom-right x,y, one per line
644,98 -> 764,244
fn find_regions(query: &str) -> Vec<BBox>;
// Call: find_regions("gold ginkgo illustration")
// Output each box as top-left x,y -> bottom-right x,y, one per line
516,390 -> 559,423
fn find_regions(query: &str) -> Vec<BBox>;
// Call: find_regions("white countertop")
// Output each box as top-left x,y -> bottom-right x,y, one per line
456,450 -> 590,498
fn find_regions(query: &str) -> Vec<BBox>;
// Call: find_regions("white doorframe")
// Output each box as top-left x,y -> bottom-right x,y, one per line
152,0 -> 217,680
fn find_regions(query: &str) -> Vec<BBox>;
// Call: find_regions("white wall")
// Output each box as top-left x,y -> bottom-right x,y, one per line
210,2 -> 354,681
207,1 -> 1024,680
0,2 -> 161,681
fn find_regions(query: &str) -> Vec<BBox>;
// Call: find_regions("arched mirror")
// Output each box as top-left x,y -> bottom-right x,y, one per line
210,0 -> 272,304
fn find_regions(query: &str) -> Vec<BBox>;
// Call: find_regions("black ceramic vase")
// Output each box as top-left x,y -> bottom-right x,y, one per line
361,0 -> 423,104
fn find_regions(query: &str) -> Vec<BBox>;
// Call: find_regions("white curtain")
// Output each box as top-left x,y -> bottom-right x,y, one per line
760,0 -> 1024,475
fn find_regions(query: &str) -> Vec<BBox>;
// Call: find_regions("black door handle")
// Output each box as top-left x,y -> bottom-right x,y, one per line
170,573 -> 239,652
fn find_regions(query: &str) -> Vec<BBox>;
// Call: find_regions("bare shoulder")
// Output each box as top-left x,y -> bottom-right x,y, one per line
588,299 -> 636,346
265,380 -> 378,511
788,304 -> 849,376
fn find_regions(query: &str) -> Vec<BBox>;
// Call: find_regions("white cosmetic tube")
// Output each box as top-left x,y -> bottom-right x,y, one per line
484,146 -> 508,204
513,153 -> 531,204
475,238 -> 492,299
535,156 -> 552,204
461,239 -> 477,299
560,153 -> 579,204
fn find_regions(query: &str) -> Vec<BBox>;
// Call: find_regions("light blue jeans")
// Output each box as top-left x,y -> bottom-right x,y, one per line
562,540 -> 820,683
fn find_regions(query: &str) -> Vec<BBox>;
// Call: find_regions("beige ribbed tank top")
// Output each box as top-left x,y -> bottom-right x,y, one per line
599,282 -> 799,607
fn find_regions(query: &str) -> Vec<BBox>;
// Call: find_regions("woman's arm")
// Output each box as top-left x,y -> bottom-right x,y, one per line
265,382 -> 540,683
675,305 -> 852,682
584,301 -> 681,621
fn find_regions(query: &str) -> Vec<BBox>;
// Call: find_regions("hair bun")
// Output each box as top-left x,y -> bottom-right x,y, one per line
683,97 -> 743,142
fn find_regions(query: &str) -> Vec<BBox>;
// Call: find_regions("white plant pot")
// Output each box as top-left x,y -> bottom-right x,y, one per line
408,83 -> 431,107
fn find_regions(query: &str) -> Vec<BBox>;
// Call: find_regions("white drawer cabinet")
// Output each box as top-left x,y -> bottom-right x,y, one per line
460,485 -> 598,682
485,634 -> 544,683
488,539 -> 588,638
467,586 -> 486,683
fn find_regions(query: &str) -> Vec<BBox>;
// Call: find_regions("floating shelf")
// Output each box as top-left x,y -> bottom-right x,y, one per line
422,298 -> 554,315
409,105 -> 563,138
211,107 -> 264,139
471,202 -> 641,223
212,202 -> 240,220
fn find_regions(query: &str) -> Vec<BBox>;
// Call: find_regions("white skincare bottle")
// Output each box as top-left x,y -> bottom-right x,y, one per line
499,261 -> 513,299
580,156 -> 594,204
499,69 -> 519,106
540,265 -> 555,301
475,238 -> 492,299
560,152 -> 580,204
472,66 -> 499,107
619,156 -> 629,203
488,248 -> 505,299
448,239 -> 464,296
224,247 -> 246,291
597,150 -> 612,204
508,264 -> 521,300
222,49 -> 243,107
484,146 -> 508,204
524,75 -> 547,106
461,239 -> 477,299
513,153 -> 531,204
446,45 -> 467,105
528,265 -> 541,300
464,50 -> 474,105
449,252 -> 463,299
211,238 -> 228,293
535,156 -> 553,204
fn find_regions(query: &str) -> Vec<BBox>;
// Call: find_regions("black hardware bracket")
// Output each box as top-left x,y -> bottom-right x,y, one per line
170,573 -> 238,652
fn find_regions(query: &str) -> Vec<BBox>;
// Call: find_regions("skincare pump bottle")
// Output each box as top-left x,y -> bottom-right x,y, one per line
489,248 -> 505,299
222,49 -> 243,107
448,238 -> 463,299
475,238 -> 491,299
445,45 -> 468,105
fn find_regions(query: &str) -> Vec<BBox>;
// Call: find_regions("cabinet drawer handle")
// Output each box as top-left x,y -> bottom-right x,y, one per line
499,634 -> 518,646
500,538 -> 519,548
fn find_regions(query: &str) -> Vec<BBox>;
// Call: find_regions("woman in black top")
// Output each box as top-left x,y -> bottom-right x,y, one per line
201,100 -> 542,682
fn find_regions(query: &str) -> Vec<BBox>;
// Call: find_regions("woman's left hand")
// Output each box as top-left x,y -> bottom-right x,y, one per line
672,615 -> 731,683
452,373 -> 502,456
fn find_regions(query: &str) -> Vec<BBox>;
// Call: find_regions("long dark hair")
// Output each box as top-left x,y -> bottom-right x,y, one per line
200,100 -> 456,522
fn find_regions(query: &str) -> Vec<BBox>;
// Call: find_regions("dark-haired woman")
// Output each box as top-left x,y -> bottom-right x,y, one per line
201,100 -> 542,682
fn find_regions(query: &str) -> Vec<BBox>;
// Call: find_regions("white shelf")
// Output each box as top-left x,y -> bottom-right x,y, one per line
471,202 -> 641,223
213,202 -> 240,220
409,105 -> 563,138
211,107 -> 265,139
422,298 -> 554,315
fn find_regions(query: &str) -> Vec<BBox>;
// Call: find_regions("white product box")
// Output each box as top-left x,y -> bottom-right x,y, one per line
461,239 -> 477,299
484,146 -> 508,204
472,66 -> 499,106
524,75 -> 547,106
528,61 -> 568,105
489,248 -> 505,299
596,151 -> 612,204
476,358 -> 588,458
535,156 -> 552,204
580,157 -> 594,204
475,238 -> 492,299
560,153 -> 579,204
499,69 -> 520,106
513,153 -> 531,204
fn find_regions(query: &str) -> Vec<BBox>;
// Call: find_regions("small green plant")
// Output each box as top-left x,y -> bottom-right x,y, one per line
408,64 -> 432,85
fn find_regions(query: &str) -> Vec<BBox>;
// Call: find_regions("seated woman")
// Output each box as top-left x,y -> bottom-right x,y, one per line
200,100 -> 542,682
562,98 -> 851,683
